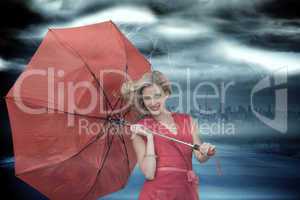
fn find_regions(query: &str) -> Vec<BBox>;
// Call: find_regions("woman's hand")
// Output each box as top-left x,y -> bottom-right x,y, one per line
199,143 -> 216,157
130,124 -> 153,139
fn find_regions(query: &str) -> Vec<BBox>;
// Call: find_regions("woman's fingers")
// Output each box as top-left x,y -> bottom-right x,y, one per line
199,143 -> 209,155
208,146 -> 216,156
130,124 -> 142,133
130,124 -> 152,137
207,144 -> 216,156
199,143 -> 216,156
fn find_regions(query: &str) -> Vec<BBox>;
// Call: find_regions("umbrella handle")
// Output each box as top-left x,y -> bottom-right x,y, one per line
192,144 -> 201,150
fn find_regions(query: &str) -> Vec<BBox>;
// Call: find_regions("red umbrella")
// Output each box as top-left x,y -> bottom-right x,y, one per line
5,21 -> 151,200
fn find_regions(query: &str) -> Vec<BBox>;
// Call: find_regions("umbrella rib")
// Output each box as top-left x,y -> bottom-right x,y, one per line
83,98 -> 133,198
80,91 -> 139,199
115,98 -> 132,176
49,30 -> 114,111
80,123 -> 116,200
104,64 -> 137,180
5,97 -> 110,122
80,98 -> 126,199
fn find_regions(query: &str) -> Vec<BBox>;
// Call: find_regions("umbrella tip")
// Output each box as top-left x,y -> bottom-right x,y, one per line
108,19 -> 116,25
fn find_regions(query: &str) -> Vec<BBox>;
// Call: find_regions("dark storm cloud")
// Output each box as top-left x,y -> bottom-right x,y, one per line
211,17 -> 300,52
0,0 -> 45,29
72,0 -> 198,16
146,0 -> 199,15
1,0 -> 299,77
258,0 -> 300,19
0,0 -> 46,60
245,31 -> 300,52
202,0 -> 300,52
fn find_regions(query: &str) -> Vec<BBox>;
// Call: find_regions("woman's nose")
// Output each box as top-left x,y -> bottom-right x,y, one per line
152,99 -> 160,105
148,98 -> 157,106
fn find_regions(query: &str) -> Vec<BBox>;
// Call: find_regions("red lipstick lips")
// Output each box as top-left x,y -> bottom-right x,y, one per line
149,103 -> 160,111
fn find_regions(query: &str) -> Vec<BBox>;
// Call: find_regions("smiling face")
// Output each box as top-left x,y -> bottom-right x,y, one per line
141,83 -> 169,116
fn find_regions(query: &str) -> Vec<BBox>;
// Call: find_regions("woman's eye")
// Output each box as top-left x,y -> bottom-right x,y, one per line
143,96 -> 151,101
154,93 -> 162,98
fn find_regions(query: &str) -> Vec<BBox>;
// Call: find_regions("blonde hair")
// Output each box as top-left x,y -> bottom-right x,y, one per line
121,70 -> 172,115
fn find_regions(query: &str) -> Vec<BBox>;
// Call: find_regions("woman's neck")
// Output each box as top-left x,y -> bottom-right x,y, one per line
152,109 -> 172,121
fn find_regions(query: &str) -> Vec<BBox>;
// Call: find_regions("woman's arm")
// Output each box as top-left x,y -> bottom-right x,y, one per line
132,134 -> 156,180
190,116 -> 210,163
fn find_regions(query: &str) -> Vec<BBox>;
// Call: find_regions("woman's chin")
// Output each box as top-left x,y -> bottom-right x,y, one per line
149,109 -> 161,116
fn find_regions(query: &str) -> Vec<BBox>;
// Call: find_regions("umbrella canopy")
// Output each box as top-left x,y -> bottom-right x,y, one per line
5,21 -> 151,200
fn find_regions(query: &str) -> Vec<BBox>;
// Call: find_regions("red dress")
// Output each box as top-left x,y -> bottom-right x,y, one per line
136,112 -> 200,200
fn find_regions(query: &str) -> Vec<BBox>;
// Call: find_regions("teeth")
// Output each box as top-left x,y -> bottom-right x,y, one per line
151,107 -> 159,110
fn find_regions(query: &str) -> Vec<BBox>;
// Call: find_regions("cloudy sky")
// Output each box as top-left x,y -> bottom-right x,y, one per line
1,0 -> 300,109
1,2 -> 300,199
1,0 -> 300,74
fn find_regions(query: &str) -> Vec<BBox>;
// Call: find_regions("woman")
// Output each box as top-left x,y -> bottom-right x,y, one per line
121,70 -> 216,200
